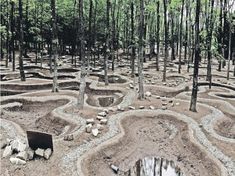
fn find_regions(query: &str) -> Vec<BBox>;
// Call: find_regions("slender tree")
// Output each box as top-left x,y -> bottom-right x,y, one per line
138,0 -> 144,99
51,0 -> 59,92
163,0 -> 168,82
190,0 -> 201,112
77,0 -> 86,109
104,0 -> 110,86
156,0 -> 160,71
131,2 -> 135,76
178,0 -> 184,74
18,0 -> 26,81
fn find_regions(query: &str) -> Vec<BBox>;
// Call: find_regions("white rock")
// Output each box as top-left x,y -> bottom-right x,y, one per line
100,118 -> 108,125
117,106 -> 125,111
86,124 -> 93,133
161,97 -> 167,101
156,95 -> 161,99
97,124 -> 104,131
16,151 -> 28,161
11,140 -> 26,152
86,118 -> 95,124
145,91 -> 152,97
175,102 -> 180,106
3,146 -> 12,158
129,83 -> 134,89
163,82 -> 167,85
103,109 -> 109,114
35,148 -> 44,157
27,148 -> 34,160
92,129 -> 99,137
162,102 -> 168,106
149,106 -> 155,110
162,106 -> 167,110
98,112 -> 106,117
96,116 -> 104,120
139,106 -> 145,109
10,157 -> 26,165
44,148 -> 52,160
128,106 -> 135,110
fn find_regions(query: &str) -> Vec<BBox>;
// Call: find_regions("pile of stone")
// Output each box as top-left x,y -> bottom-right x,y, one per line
2,139 -> 52,165
86,110 -> 109,137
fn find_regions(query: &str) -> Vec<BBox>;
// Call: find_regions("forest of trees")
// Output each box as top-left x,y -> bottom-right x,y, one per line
0,0 -> 234,111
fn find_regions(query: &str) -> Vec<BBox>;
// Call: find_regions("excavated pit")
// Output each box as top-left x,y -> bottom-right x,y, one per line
1,99 -> 74,136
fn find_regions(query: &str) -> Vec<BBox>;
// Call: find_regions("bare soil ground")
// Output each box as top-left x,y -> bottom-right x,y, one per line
0,54 -> 235,176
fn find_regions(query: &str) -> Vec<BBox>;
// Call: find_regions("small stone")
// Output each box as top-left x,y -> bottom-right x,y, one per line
161,97 -> 167,101
27,148 -> 34,160
64,134 -> 74,141
11,140 -> 26,153
163,82 -> 167,85
128,106 -> 135,110
129,83 -> 134,89
96,116 -> 104,120
156,96 -> 161,99
175,102 -> 180,106
35,148 -> 44,157
145,91 -> 152,97
86,118 -> 95,124
162,102 -> 168,106
103,109 -> 109,114
16,151 -> 28,161
149,106 -> 155,110
10,157 -> 26,165
139,106 -> 145,109
92,129 -> 99,137
170,103 -> 174,107
162,106 -> 167,110
110,164 -> 119,174
117,106 -> 125,111
44,148 -> 52,160
3,146 -> 12,158
100,118 -> 108,125
86,124 -> 93,133
98,111 -> 107,117
97,124 -> 104,131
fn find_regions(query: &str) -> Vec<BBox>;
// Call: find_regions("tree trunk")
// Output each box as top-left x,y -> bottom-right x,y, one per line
24,0 -> 29,58
131,2 -> 135,76
227,20 -> 231,80
77,0 -> 86,109
138,0 -> 144,100
111,0 -> 116,72
170,12 -> 175,61
87,0 -> 93,73
156,1 -> 160,71
104,0 -> 110,86
189,0 -> 201,112
51,0 -> 59,92
163,0 -> 168,82
18,0 -> 26,81
206,0 -> 215,89
10,1 -> 15,71
178,0 -> 184,74
218,0 -> 223,72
